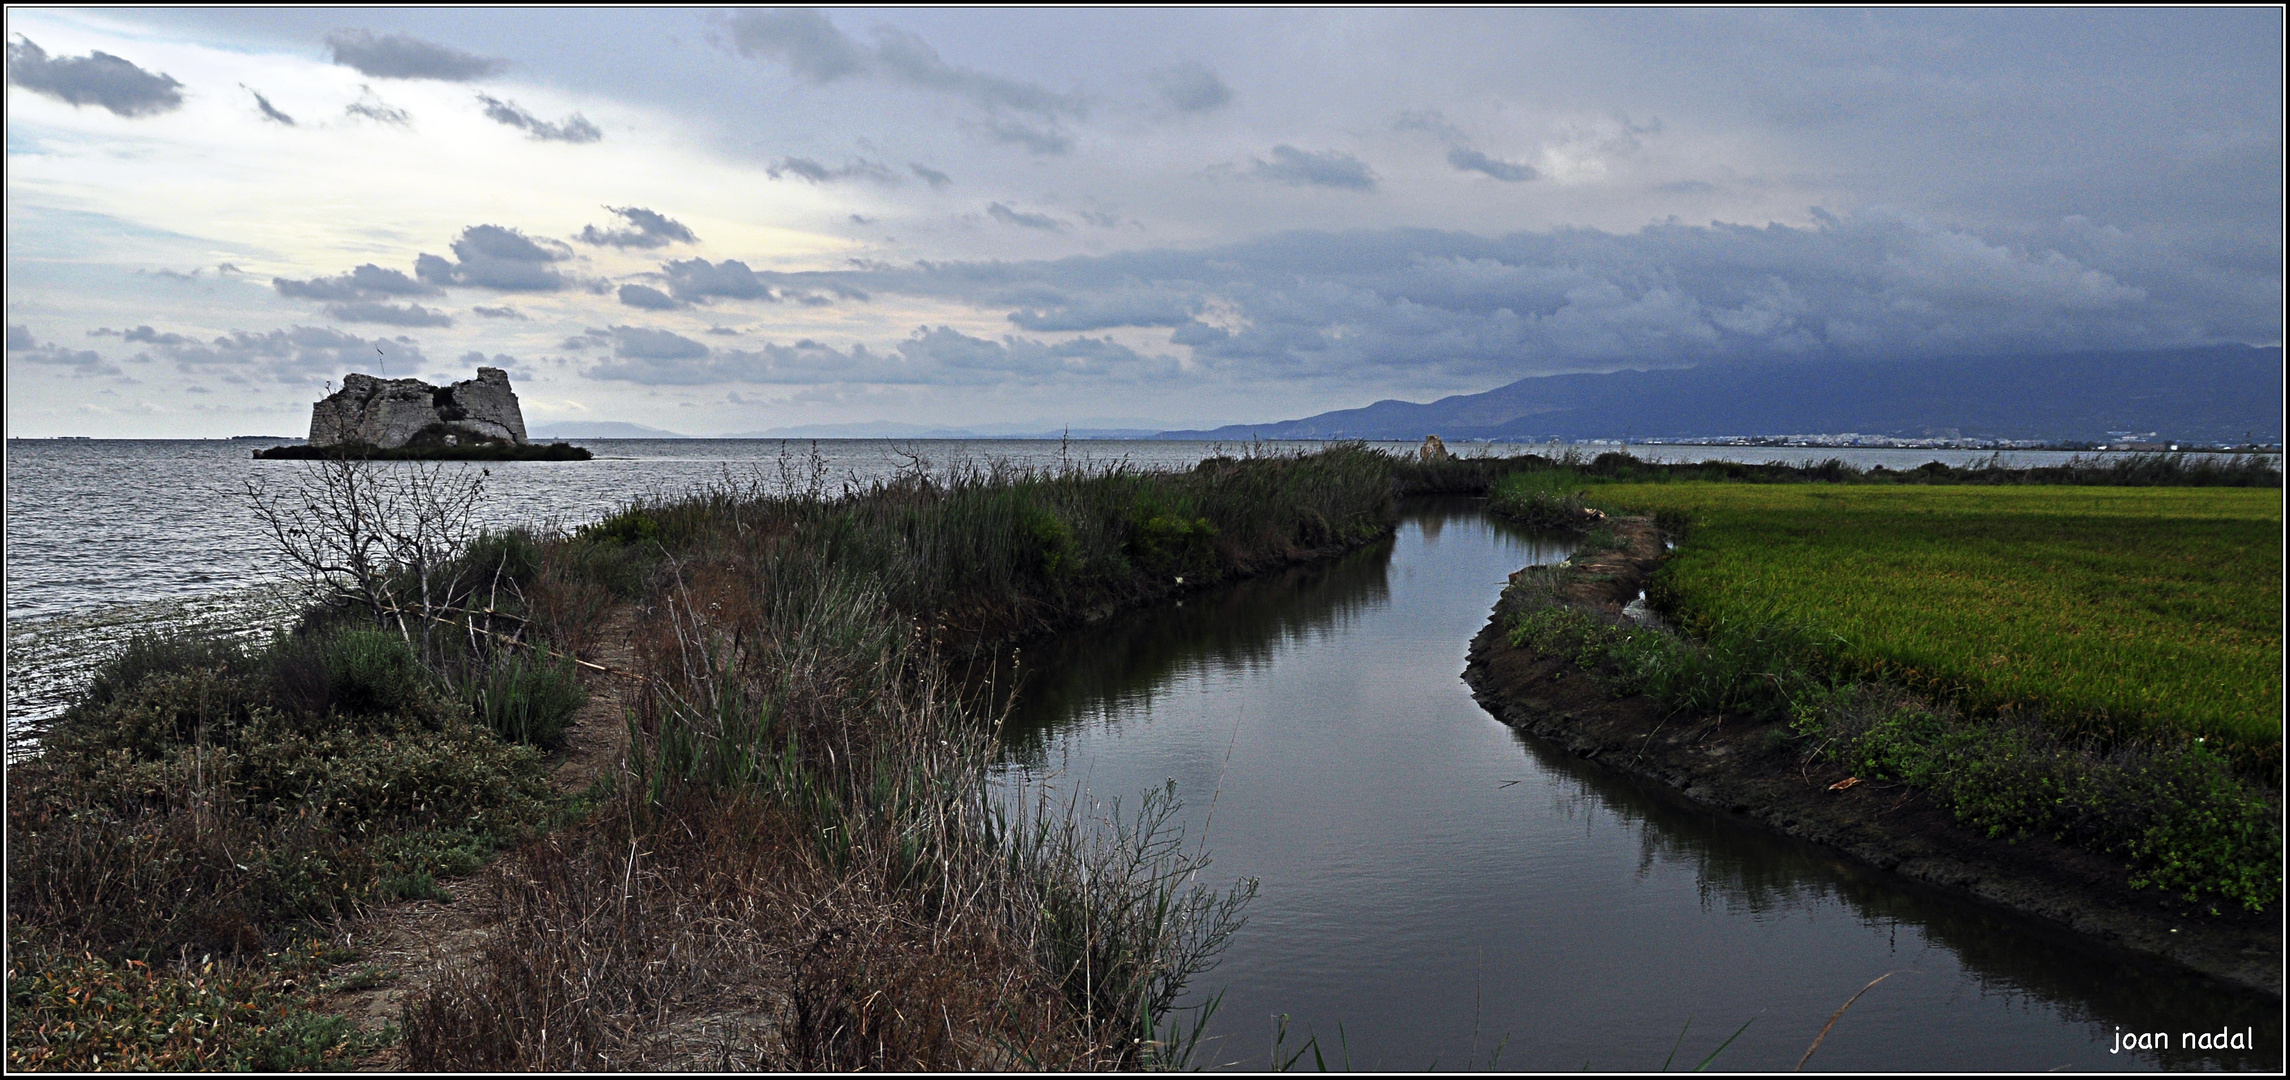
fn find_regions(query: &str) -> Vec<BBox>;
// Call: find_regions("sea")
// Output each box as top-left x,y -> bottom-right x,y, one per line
0,436 -> 2221,750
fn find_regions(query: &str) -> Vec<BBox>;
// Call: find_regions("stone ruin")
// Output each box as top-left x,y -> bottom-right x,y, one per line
308,367 -> 529,449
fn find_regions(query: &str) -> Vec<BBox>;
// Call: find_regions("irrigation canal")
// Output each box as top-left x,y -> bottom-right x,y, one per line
991,502 -> 2277,1071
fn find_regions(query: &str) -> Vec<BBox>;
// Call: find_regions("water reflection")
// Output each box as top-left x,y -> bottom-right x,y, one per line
995,504 -> 2278,1071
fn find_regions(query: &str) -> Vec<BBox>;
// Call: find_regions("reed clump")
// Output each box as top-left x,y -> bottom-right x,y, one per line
395,446 -> 1388,1068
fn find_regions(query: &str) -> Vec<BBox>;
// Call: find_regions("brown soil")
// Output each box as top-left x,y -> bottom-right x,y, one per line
1464,516 -> 2282,998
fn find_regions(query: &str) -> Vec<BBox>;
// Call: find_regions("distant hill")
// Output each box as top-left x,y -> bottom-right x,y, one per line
527,421 -> 693,439
1156,346 -> 2284,444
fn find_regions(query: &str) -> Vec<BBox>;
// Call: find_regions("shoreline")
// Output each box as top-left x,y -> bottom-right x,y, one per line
1460,516 -> 2282,997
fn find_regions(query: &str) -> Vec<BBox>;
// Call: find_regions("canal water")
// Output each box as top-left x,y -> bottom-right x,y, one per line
994,503 -> 2278,1072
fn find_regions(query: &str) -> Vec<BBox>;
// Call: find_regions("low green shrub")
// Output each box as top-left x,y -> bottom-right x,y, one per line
6,925 -> 394,1071
14,626 -> 560,960
454,650 -> 587,746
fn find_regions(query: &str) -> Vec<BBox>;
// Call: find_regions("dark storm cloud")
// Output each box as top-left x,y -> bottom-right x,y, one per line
6,37 -> 184,117
344,85 -> 411,125
274,264 -> 440,301
987,203 -> 1064,231
722,213 -> 2271,393
1251,146 -> 1377,191
136,326 -> 427,385
577,206 -> 698,248
323,301 -> 454,327
1447,147 -> 1537,182
416,225 -> 573,291
8,324 -> 122,376
476,94 -> 601,143
617,283 -> 681,310
325,29 -> 505,81
768,156 -> 897,183
1151,60 -> 1232,113
909,162 -> 953,189
660,257 -> 776,302
244,85 -> 294,125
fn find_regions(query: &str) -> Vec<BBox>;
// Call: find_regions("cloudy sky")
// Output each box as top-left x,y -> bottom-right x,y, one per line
6,8 -> 2281,438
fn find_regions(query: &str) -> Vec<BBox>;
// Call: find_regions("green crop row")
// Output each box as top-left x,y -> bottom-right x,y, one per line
1567,482 -> 2282,766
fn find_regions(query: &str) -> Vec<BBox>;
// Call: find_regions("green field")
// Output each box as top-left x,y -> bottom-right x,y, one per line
1577,482 -> 2282,754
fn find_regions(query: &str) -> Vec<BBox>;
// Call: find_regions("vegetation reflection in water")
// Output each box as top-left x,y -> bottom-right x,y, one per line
991,504 -> 2278,1071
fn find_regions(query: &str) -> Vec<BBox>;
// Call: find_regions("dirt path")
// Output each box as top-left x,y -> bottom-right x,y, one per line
329,604 -> 644,1068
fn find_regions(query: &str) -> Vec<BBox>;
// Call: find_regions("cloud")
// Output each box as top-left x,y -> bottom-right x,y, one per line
576,206 -> 697,249
768,156 -> 897,183
90,325 -> 197,345
344,85 -> 411,125
10,324 -> 122,376
660,257 -> 776,302
322,301 -> 454,327
728,12 -> 1084,130
1398,110 -> 1536,182
6,37 -> 184,117
470,304 -> 527,319
273,263 -> 441,301
1007,288 -> 1194,331
909,162 -> 952,189
325,29 -> 505,81
987,202 -> 1064,231
725,8 -> 867,84
610,325 -> 709,360
243,85 -> 294,125
1151,60 -> 1232,113
714,210 -> 2250,397
416,225 -> 573,291
584,324 -> 1163,387
1446,146 -> 1537,182
1654,179 -> 1717,195
134,326 -> 424,384
968,116 -> 1072,155
870,27 -> 1084,118
1251,145 -> 1377,191
476,94 -> 602,142
617,283 -> 681,310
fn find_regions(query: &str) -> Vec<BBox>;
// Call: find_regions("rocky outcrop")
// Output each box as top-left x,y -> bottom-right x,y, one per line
309,368 -> 528,448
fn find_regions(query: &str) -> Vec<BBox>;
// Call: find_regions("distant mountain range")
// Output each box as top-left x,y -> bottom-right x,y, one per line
1156,346 -> 2284,444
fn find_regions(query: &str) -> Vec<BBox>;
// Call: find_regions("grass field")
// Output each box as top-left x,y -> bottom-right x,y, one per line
1574,482 -> 2281,756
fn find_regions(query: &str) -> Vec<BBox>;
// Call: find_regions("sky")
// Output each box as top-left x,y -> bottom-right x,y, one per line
5,7 -> 2282,438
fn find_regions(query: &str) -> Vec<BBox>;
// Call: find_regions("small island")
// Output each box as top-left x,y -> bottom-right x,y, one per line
254,367 -> 590,461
